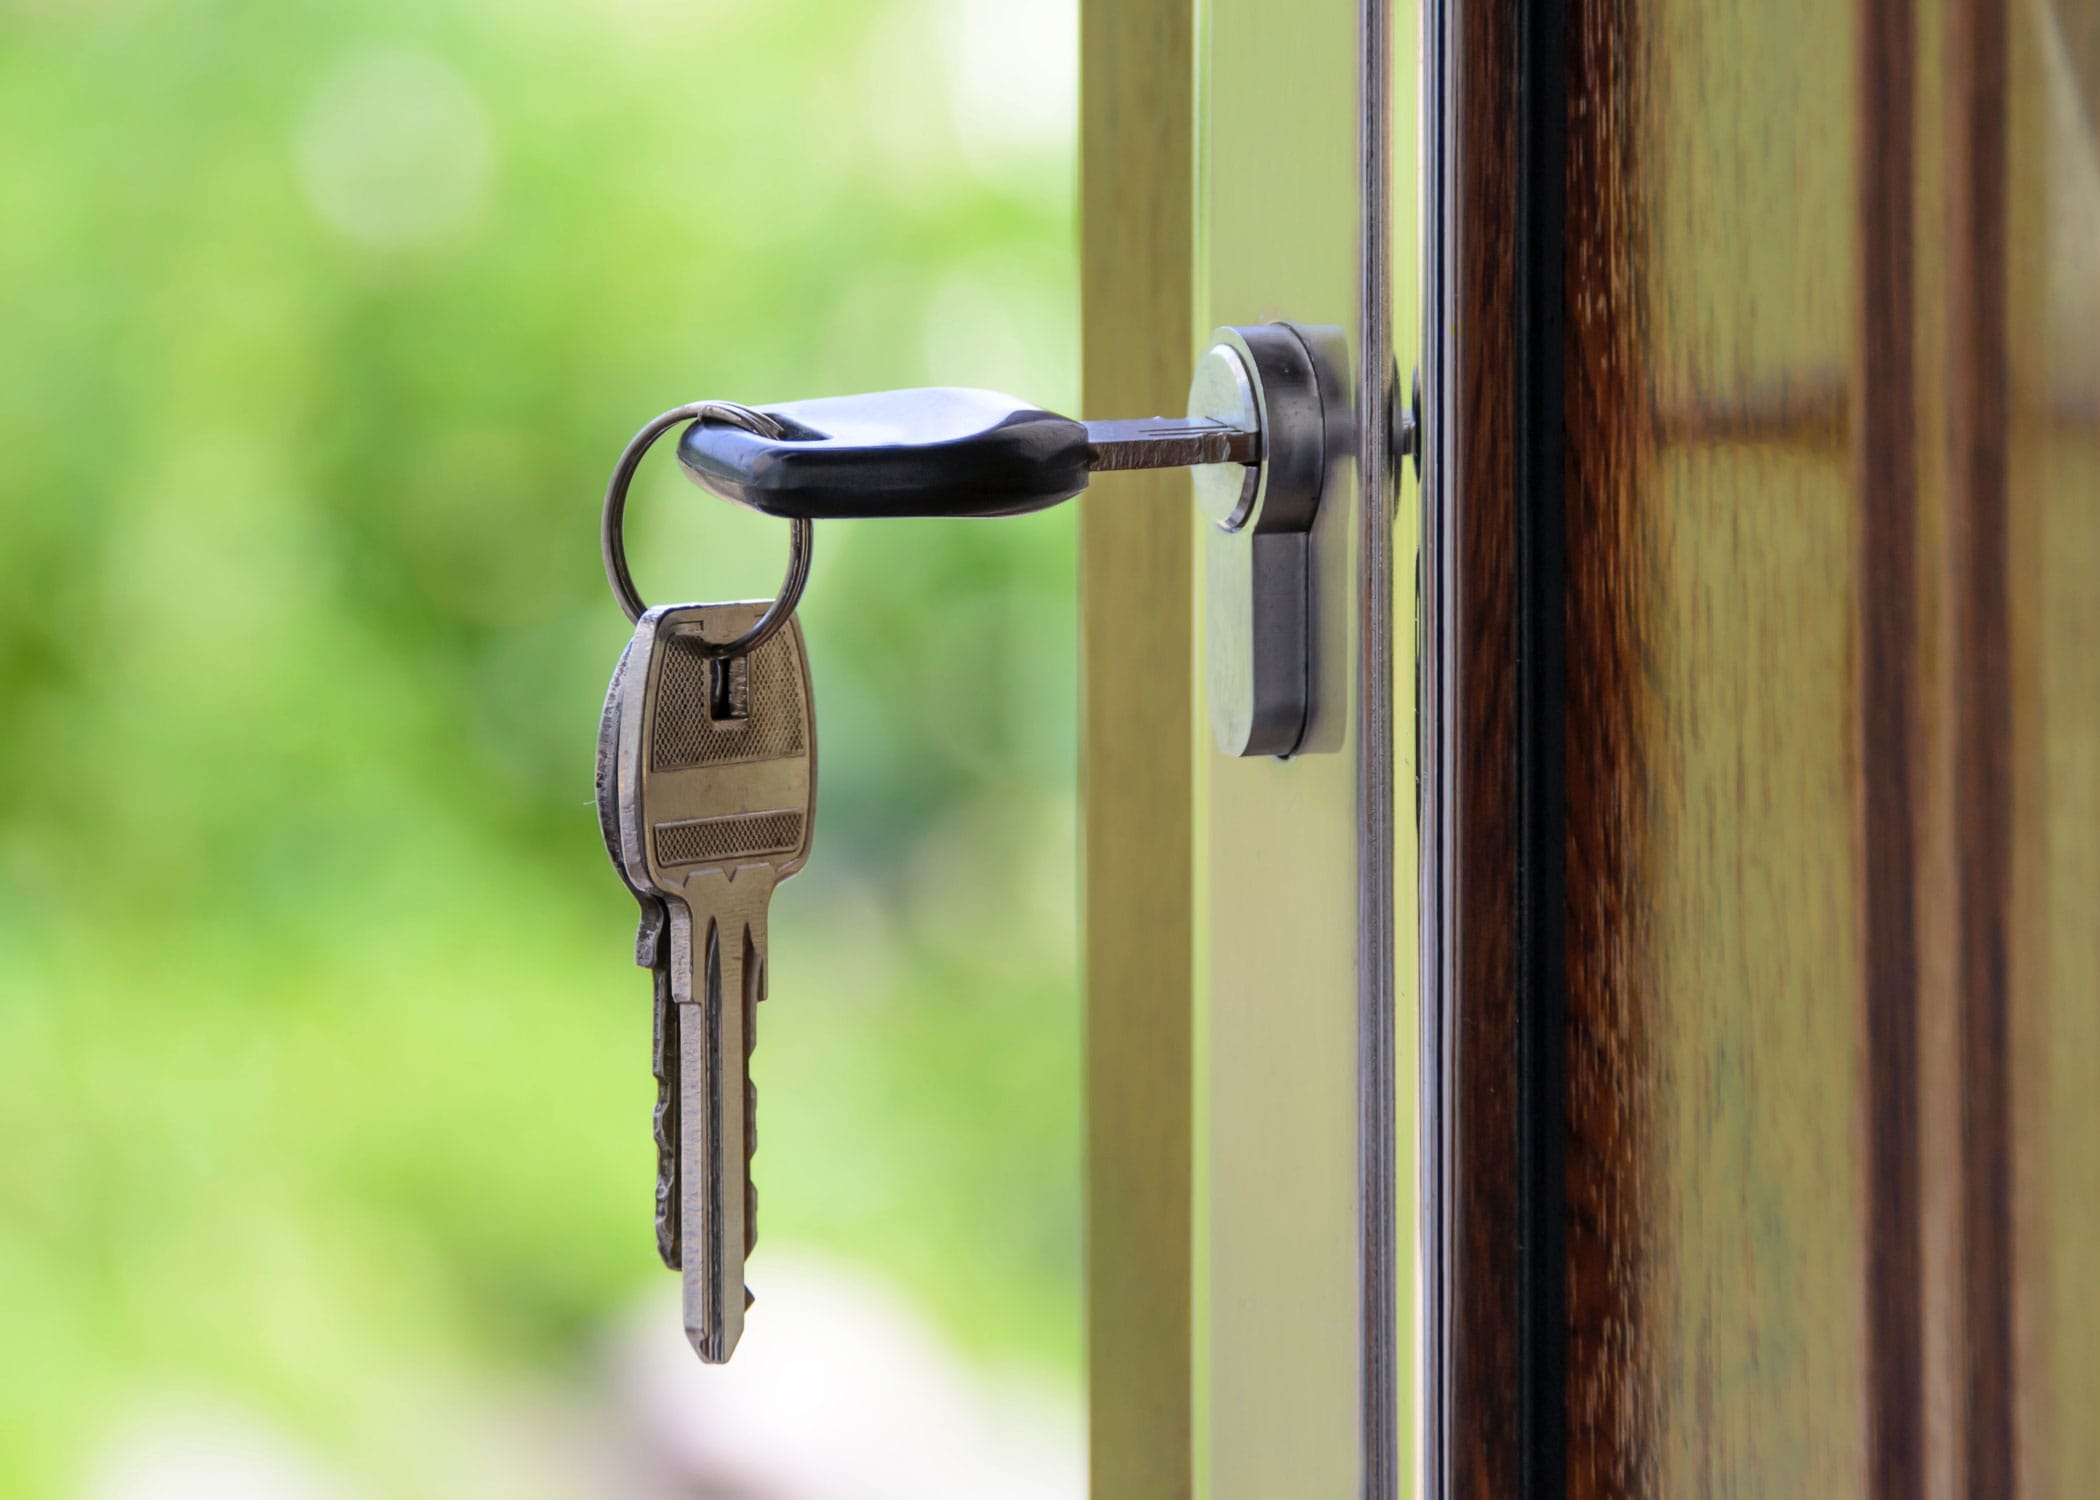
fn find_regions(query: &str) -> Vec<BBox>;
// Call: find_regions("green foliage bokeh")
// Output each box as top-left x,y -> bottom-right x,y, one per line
0,0 -> 1080,1492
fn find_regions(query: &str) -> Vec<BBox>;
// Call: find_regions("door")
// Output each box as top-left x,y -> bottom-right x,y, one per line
1083,0 -> 2093,1495
1082,1 -> 1412,1498
1425,0 -> 2100,1496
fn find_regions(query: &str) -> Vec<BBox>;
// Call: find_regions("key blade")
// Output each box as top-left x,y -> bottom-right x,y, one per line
1083,415 -> 1258,471
679,903 -> 737,1361
673,879 -> 773,1362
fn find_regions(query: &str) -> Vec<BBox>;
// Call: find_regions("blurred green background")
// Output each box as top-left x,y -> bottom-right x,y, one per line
0,0 -> 1081,1493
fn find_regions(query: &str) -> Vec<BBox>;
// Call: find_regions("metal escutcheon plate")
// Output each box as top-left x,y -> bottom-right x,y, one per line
1190,322 -> 1350,758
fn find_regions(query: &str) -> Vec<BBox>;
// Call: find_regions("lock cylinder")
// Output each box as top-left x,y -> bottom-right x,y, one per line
1187,322 -> 1349,759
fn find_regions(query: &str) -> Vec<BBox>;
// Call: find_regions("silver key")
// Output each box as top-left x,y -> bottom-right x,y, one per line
595,637 -> 681,1268
608,600 -> 816,1362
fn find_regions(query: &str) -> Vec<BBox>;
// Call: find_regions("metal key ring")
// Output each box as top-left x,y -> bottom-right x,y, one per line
601,400 -> 813,653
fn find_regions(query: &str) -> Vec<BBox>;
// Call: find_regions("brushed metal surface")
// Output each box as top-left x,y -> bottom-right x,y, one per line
1196,321 -> 1349,759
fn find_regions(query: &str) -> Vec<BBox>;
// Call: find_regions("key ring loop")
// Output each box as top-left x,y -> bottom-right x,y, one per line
601,400 -> 813,653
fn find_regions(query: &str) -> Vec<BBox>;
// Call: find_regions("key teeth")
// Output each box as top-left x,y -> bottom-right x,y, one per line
654,1111 -> 680,1270
652,972 -> 681,1270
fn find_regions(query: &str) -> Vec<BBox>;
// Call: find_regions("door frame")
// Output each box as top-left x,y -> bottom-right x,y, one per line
1078,0 -> 1198,1494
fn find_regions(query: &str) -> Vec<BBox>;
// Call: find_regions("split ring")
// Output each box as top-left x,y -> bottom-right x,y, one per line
601,400 -> 813,654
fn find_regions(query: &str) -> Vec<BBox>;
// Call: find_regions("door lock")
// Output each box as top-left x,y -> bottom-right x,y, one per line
668,321 -> 1350,759
1184,323 -> 1348,758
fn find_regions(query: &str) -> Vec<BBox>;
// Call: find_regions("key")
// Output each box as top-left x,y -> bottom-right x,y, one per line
608,600 -> 816,1363
676,387 -> 1260,520
595,636 -> 681,1269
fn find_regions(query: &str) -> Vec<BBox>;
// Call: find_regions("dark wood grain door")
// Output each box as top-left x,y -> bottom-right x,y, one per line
1424,0 -> 2099,1494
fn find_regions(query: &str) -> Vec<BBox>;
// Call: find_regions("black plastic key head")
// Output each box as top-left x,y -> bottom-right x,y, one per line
676,388 -> 1092,521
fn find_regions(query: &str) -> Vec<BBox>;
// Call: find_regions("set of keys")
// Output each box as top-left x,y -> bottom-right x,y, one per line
594,356 -> 1310,1361
595,403 -> 819,1364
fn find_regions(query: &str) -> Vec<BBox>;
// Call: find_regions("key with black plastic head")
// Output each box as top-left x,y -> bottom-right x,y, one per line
676,387 -> 1259,520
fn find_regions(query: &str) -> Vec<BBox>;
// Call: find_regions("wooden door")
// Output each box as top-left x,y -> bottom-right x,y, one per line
1083,0 -> 2092,1494
1425,0 -> 2100,1495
